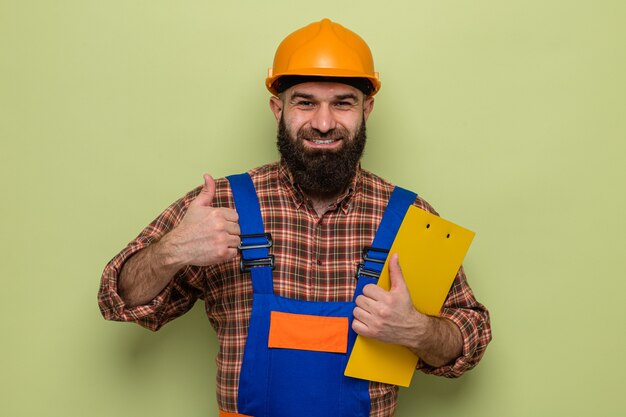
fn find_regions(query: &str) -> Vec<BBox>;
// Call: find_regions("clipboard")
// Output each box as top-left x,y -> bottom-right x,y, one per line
344,205 -> 475,387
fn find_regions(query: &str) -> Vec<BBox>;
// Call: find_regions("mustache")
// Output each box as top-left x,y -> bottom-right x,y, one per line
297,127 -> 349,141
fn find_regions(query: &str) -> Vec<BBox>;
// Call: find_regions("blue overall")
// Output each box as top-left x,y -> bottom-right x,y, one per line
227,173 -> 416,417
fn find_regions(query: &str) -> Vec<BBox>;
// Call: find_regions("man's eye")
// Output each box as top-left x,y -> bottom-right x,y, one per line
335,101 -> 353,108
298,101 -> 314,107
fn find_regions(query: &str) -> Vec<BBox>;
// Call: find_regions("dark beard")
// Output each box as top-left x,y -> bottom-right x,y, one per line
276,116 -> 367,197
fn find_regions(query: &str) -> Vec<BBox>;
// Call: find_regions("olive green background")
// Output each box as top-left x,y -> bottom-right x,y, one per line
1,1 -> 624,416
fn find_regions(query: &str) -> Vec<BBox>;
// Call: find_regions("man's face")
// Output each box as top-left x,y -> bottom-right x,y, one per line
270,82 -> 375,196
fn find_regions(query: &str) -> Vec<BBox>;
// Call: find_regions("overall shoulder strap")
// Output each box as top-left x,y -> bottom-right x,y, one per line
227,173 -> 274,295
353,186 -> 417,301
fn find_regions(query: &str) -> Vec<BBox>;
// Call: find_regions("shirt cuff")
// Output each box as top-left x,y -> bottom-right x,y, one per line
417,307 -> 484,378
98,253 -> 176,332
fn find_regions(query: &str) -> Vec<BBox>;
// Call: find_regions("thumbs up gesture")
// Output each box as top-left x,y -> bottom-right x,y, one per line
352,254 -> 427,346
163,174 -> 241,267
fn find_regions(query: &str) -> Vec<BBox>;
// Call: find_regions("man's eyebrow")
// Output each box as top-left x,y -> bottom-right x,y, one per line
335,93 -> 359,101
290,92 -> 315,101
288,92 -> 359,101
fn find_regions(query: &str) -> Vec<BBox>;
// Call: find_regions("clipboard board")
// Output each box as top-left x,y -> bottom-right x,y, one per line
344,205 -> 475,387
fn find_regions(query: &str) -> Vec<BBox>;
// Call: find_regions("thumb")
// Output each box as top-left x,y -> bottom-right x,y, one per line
191,174 -> 216,207
388,253 -> 408,293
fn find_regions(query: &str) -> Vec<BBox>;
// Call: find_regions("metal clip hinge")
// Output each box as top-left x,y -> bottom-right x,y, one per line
238,233 -> 273,250
240,255 -> 275,272
355,246 -> 389,279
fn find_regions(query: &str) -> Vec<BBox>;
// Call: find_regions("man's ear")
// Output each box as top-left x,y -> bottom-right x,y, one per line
363,96 -> 375,122
269,96 -> 283,124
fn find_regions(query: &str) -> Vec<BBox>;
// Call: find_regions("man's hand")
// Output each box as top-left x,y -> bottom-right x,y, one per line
163,174 -> 241,267
352,253 -> 425,346
352,253 -> 463,367
119,174 -> 240,307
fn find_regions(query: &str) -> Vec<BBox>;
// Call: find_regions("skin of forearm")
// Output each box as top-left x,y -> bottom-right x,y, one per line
409,314 -> 463,368
118,235 -> 184,307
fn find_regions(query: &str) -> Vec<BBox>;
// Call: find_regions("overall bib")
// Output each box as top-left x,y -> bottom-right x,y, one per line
225,173 -> 416,417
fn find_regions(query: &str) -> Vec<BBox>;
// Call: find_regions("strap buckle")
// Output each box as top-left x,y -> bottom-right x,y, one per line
239,233 -> 275,272
238,233 -> 273,250
240,255 -> 275,272
355,246 -> 389,279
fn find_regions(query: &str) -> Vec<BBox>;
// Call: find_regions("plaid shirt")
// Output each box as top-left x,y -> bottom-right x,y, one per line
98,161 -> 491,416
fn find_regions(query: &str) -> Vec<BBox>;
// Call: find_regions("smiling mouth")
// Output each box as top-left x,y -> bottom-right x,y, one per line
308,138 -> 339,145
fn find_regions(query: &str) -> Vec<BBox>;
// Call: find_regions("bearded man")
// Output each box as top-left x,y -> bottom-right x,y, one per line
98,18 -> 491,417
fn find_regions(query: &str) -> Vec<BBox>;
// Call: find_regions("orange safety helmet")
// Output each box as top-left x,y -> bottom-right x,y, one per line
266,18 -> 381,96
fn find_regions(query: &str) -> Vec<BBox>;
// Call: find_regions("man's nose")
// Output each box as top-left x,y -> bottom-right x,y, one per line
310,105 -> 336,133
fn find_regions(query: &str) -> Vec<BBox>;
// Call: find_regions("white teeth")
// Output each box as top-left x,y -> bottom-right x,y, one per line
312,139 -> 336,144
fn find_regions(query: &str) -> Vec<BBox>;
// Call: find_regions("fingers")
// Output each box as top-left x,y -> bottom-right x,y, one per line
352,302 -> 382,338
213,246 -> 239,264
352,297 -> 373,336
225,234 -> 242,249
353,292 -> 388,322
218,207 -> 239,223
388,253 -> 408,292
191,174 -> 216,207
354,293 -> 375,313
203,173 -> 216,201
351,315 -> 369,335
361,283 -> 386,300
189,175 -> 239,224
212,210 -> 240,251
223,218 -> 241,236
